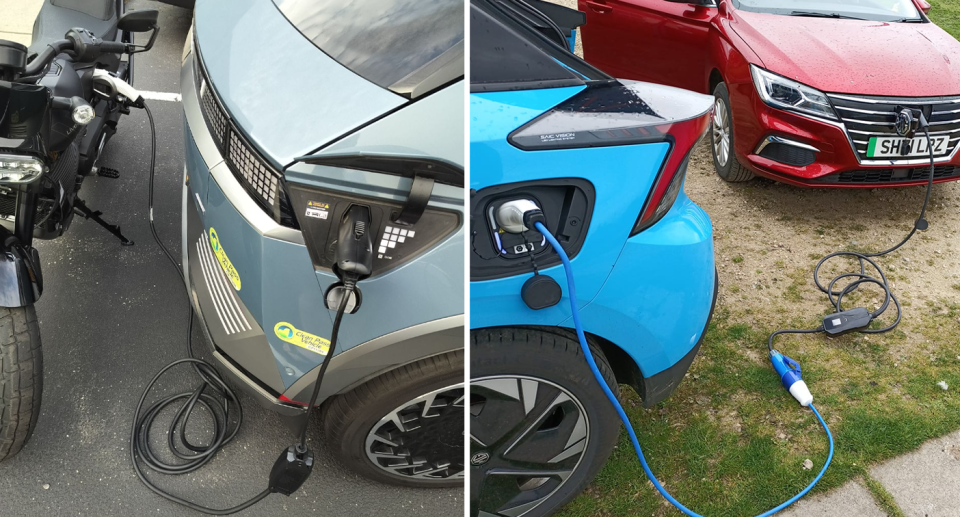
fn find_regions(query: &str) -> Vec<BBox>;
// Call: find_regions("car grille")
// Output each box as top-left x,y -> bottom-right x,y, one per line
827,93 -> 960,163
195,52 -> 298,228
813,164 -> 960,184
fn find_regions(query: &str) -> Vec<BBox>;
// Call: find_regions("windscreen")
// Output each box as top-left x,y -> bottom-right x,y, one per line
734,0 -> 921,22
272,0 -> 464,96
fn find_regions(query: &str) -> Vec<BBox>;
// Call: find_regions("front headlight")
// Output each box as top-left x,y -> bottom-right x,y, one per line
751,65 -> 838,121
0,154 -> 46,184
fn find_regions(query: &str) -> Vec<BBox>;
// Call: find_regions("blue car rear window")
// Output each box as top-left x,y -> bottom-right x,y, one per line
471,0 -> 610,93
272,0 -> 464,97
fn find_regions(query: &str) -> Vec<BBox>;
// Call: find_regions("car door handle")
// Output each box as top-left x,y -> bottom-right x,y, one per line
585,1 -> 613,13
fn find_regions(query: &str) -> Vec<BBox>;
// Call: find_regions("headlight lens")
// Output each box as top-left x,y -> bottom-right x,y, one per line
751,65 -> 838,121
72,104 -> 95,125
0,154 -> 46,184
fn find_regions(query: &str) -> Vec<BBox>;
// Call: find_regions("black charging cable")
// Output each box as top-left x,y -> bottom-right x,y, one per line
131,104 -> 353,514
130,103 -> 271,514
296,282 -> 353,451
769,115 -> 938,350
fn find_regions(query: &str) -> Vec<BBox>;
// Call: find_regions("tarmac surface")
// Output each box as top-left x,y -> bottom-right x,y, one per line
0,2 -> 463,515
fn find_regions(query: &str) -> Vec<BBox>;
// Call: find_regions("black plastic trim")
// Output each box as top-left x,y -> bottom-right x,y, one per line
639,270 -> 717,407
296,153 -> 464,188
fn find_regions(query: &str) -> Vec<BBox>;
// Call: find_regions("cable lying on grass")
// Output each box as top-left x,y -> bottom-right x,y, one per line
769,115 -> 937,351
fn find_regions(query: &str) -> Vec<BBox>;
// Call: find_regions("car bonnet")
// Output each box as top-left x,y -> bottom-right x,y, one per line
731,10 -> 960,96
193,0 -> 406,168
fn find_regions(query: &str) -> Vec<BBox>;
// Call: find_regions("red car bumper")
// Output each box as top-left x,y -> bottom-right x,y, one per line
732,87 -> 960,188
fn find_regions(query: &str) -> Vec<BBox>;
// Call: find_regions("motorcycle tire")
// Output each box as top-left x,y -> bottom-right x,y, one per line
0,305 -> 42,462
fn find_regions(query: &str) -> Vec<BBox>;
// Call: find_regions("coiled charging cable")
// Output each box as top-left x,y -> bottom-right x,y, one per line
131,103 -> 351,514
533,220 -> 834,516
769,119 -> 938,347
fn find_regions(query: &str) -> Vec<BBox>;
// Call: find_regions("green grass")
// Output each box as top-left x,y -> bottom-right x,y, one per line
931,0 -> 960,39
557,301 -> 960,516
864,475 -> 906,517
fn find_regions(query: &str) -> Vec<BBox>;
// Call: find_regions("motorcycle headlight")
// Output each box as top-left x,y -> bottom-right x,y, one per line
751,65 -> 838,121
0,154 -> 47,184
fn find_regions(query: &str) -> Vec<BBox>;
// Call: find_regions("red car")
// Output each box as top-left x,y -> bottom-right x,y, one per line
578,0 -> 960,187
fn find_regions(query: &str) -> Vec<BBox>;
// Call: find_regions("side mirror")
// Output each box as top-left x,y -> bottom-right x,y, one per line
916,0 -> 931,13
118,9 -> 159,33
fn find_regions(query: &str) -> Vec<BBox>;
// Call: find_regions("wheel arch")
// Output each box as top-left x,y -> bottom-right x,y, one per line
470,325 -> 648,403
708,68 -> 725,96
285,316 -> 464,403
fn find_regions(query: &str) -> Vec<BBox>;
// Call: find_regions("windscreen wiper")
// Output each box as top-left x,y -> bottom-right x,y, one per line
789,11 -> 867,20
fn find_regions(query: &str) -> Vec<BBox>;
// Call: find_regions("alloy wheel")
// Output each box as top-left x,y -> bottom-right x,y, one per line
712,97 -> 731,167
364,383 -> 465,480
471,376 -> 590,517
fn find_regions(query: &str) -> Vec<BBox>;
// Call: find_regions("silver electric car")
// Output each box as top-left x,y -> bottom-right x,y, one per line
180,0 -> 464,486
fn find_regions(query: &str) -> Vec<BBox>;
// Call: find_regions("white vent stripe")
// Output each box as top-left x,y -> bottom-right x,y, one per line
198,241 -> 239,334
196,240 -> 231,334
197,233 -> 251,333
197,236 -> 246,334
200,238 -> 251,331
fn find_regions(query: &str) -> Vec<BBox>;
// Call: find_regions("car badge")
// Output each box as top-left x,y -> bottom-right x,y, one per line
895,108 -> 914,137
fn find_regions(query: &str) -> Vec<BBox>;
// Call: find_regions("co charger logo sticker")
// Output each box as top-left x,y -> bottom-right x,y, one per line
275,322 -> 331,356
209,228 -> 241,291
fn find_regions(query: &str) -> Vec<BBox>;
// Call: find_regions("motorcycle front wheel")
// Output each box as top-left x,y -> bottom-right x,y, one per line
0,305 -> 42,462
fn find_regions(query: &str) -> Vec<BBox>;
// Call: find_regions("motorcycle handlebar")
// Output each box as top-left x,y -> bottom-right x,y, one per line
22,33 -> 130,78
22,39 -> 71,76
97,40 -> 128,54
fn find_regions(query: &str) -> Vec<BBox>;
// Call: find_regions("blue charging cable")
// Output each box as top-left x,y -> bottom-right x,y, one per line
534,221 -> 834,517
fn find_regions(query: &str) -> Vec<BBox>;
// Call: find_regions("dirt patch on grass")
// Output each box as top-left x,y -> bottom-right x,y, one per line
685,141 -> 960,356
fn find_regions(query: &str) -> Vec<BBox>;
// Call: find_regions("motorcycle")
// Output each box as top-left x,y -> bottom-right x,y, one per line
0,0 -> 159,461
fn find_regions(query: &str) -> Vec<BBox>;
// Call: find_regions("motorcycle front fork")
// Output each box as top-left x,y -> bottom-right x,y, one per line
14,188 -> 38,248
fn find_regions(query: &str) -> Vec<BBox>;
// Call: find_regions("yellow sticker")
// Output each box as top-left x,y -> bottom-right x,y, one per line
208,228 -> 241,291
274,322 -> 331,356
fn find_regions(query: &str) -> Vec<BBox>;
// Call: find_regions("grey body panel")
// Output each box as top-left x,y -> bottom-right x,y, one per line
305,80 -> 465,168
193,0 -> 405,167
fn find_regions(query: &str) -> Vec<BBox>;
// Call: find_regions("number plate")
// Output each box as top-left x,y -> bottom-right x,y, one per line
866,135 -> 950,158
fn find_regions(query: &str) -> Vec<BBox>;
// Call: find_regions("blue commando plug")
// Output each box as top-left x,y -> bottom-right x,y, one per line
770,350 -> 814,406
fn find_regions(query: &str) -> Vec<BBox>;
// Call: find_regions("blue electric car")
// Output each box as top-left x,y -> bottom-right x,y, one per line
181,0 -> 464,487
469,1 -> 717,515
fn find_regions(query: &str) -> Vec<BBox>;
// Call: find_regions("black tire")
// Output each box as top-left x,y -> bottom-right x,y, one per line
471,328 -> 620,517
321,351 -> 464,488
0,306 -> 42,462
711,82 -> 755,182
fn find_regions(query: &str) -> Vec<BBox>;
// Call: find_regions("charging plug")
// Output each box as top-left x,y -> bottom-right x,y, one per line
268,445 -> 314,496
495,199 -> 543,234
770,351 -> 813,406
822,307 -> 872,336
334,205 -> 373,284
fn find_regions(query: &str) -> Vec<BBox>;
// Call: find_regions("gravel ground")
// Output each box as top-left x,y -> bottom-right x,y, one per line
686,141 -> 960,340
